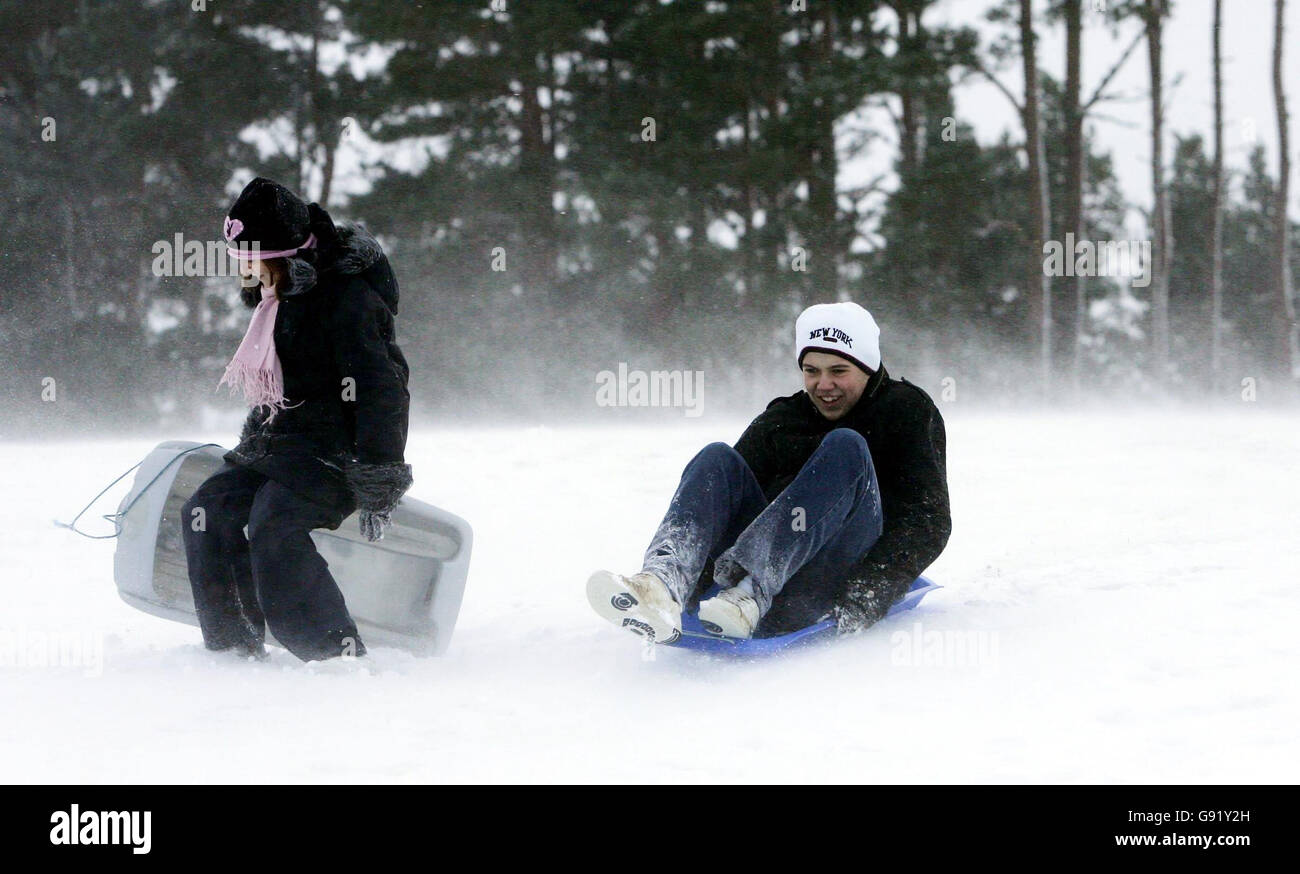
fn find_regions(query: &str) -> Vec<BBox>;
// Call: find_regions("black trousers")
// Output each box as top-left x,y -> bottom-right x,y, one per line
181,461 -> 364,661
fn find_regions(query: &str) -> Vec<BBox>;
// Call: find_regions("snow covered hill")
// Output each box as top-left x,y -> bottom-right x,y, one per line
2,410 -> 1297,782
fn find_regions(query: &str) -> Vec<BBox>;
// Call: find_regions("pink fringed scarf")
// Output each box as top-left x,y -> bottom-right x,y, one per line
218,285 -> 296,416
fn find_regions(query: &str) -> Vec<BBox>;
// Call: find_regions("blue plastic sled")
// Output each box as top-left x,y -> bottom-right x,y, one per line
667,576 -> 940,656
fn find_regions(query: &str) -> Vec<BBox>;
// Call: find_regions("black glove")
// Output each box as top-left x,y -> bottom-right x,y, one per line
359,508 -> 392,542
345,461 -> 413,543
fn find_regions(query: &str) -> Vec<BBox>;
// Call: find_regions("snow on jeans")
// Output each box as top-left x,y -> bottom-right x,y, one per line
642,428 -> 884,635
181,462 -> 363,661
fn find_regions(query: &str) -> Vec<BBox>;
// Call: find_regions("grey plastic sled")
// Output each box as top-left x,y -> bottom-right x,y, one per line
112,440 -> 472,656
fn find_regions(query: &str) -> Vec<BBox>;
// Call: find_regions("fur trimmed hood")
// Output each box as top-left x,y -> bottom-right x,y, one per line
241,219 -> 393,312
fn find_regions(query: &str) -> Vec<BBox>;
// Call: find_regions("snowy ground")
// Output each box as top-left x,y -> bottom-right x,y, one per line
2,409 -> 1298,783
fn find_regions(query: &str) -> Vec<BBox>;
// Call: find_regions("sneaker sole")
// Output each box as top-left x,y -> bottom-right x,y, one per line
586,570 -> 681,645
697,598 -> 755,639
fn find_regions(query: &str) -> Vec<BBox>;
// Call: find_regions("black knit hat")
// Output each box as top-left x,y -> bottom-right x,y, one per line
223,177 -> 315,258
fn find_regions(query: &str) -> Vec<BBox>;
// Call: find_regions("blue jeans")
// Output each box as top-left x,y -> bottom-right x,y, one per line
642,429 -> 884,635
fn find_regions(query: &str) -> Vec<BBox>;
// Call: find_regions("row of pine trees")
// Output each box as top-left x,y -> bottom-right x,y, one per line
1,0 -> 1297,433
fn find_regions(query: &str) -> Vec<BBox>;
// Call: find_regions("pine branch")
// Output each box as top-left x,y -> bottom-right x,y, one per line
1084,29 -> 1145,111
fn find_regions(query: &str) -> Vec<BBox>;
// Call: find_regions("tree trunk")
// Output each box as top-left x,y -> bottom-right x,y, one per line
317,5 -> 343,208
1273,0 -> 1299,379
1063,0 -> 1084,392
1021,0 -> 1052,395
1147,0 -> 1171,380
1211,0 -> 1225,389
808,1 -> 839,297
891,2 -> 922,177
743,94 -> 761,310
63,200 -> 80,319
305,3 -> 323,200
889,1 -> 931,320
518,48 -> 558,317
319,136 -> 336,207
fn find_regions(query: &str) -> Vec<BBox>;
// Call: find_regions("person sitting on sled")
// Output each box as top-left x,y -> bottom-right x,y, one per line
588,302 -> 951,642
181,177 -> 413,661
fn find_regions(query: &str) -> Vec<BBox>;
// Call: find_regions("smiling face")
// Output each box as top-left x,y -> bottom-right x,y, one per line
801,351 -> 871,420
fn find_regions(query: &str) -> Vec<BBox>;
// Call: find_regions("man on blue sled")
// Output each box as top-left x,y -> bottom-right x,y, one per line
588,302 -> 951,644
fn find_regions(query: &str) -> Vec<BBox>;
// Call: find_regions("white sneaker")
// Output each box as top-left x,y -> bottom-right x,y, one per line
698,585 -> 761,639
586,570 -> 683,644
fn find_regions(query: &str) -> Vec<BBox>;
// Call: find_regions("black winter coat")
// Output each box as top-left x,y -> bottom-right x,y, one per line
734,364 -> 951,629
224,222 -> 413,514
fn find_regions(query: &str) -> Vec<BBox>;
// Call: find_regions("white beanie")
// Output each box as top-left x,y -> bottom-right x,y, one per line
795,302 -> 881,373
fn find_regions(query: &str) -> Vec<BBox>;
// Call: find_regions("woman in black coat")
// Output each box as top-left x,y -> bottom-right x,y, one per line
181,177 -> 413,662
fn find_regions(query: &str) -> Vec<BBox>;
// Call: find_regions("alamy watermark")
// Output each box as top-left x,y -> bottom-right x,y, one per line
1043,234 -> 1151,288
596,363 -> 704,417
889,622 -> 999,671
151,234 -> 259,278
50,804 -> 150,854
0,628 -> 104,677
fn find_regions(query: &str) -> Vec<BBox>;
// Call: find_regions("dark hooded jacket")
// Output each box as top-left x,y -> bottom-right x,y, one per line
733,364 -> 951,630
223,217 -> 412,516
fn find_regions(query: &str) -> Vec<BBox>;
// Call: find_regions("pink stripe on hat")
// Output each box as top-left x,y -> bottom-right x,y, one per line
226,232 -> 317,261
